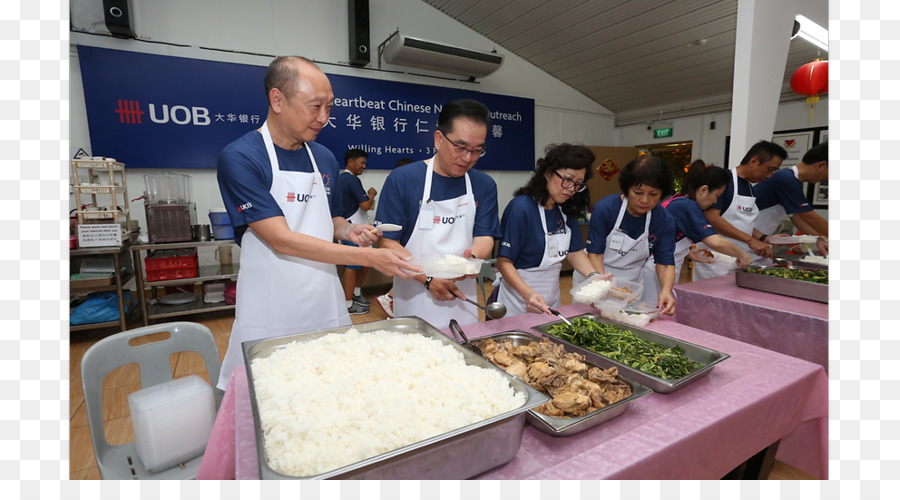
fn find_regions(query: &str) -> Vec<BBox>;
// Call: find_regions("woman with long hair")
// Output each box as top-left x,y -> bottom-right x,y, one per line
494,143 -> 602,317
640,160 -> 752,302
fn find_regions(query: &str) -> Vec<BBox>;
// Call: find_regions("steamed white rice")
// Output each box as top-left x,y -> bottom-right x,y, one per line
573,279 -> 612,303
250,329 -> 526,477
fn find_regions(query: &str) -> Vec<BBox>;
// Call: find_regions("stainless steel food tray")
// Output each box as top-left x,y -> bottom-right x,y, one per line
241,316 -> 549,480
470,330 -> 651,437
735,267 -> 828,303
531,314 -> 729,394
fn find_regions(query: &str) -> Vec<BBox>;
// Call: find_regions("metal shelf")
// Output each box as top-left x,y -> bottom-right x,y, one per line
132,240 -> 238,326
145,299 -> 235,320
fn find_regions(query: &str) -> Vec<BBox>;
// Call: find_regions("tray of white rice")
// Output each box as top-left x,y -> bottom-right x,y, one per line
242,316 -> 549,479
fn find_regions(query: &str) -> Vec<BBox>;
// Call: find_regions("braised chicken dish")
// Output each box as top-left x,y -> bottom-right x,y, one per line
475,337 -> 632,418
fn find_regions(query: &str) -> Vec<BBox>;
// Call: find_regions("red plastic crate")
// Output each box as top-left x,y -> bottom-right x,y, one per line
144,248 -> 198,281
145,248 -> 197,271
146,266 -> 199,282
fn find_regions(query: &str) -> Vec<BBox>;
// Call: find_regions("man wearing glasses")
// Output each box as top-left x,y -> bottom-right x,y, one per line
375,99 -> 501,327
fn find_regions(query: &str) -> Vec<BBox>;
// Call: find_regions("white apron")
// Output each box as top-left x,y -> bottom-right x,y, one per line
497,202 -> 570,316
693,169 -> 758,281
393,158 -> 478,328
751,166 -> 797,266
641,195 -> 689,302
217,123 -> 350,390
344,172 -> 371,226
576,197 -> 652,289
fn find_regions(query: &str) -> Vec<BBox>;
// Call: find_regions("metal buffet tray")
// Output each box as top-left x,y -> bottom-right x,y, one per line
470,330 -> 651,437
241,316 -> 549,480
735,266 -> 828,303
531,314 -> 730,394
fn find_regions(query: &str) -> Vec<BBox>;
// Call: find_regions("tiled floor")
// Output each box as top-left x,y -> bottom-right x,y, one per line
69,268 -> 811,480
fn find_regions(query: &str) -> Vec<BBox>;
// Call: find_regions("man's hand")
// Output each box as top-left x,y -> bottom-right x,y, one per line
427,277 -> 462,301
747,238 -> 773,259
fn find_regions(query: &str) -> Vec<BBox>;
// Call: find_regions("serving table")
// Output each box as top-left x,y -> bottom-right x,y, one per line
197,302 -> 827,480
674,274 -> 828,372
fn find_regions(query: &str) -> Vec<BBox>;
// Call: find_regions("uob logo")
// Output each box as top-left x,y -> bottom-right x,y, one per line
557,250 -> 568,258
114,99 -> 211,126
432,216 -> 456,225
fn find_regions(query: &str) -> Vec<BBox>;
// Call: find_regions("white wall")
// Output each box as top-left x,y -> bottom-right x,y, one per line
614,97 -> 829,220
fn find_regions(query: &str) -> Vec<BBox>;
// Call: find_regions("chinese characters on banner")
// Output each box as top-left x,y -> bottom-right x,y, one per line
77,46 -> 535,170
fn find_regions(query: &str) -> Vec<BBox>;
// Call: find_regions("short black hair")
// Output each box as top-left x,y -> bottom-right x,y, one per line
344,148 -> 368,164
514,143 -> 595,216
618,155 -> 675,199
437,99 -> 491,135
740,140 -> 788,165
802,142 -> 828,164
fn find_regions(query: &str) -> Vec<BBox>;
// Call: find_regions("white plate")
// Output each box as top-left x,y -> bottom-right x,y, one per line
159,292 -> 199,305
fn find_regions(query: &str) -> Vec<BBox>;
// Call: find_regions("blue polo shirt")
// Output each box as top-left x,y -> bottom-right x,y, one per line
498,194 -> 584,268
585,194 -> 676,266
217,130 -> 342,245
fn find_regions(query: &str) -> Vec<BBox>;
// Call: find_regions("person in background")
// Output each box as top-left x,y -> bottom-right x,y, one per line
692,140 -> 787,281
751,142 -> 829,262
495,143 -> 604,317
375,99 -> 500,327
215,56 -> 419,390
582,155 -> 677,315
337,148 -> 378,314
640,160 -> 753,302
375,158 -> 414,318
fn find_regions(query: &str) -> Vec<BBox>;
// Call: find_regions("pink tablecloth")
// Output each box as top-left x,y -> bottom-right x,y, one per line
198,303 -> 827,480
674,274 -> 828,371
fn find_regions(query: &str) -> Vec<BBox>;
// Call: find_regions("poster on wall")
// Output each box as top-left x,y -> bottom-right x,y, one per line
77,46 -> 535,170
771,131 -> 813,170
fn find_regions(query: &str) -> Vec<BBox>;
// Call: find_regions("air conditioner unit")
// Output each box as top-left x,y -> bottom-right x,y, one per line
380,32 -> 503,79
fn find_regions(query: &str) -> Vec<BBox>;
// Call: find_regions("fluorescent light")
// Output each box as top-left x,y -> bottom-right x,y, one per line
794,14 -> 828,52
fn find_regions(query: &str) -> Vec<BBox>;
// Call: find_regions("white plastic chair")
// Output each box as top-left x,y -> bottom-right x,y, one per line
80,321 -> 221,480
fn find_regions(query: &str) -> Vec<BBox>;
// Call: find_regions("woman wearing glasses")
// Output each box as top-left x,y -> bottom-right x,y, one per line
582,155 -> 678,315
494,143 -> 603,317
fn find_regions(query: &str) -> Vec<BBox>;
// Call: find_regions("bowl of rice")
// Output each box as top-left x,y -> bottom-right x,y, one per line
570,275 -> 612,304
242,317 -> 549,479
416,254 -> 483,279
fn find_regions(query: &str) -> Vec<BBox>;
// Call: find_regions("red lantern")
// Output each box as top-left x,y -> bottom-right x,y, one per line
790,60 -> 828,122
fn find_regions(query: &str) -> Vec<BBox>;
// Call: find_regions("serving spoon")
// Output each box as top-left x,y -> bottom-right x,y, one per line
459,296 -> 507,320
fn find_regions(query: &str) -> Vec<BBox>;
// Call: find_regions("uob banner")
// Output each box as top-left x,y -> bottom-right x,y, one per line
77,46 -> 535,170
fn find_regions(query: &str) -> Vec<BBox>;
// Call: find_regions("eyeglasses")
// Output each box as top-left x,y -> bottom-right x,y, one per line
439,130 -> 486,158
552,171 -> 587,193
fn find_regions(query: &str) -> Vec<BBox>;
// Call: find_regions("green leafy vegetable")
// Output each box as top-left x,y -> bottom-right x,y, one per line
546,317 -> 701,380
745,267 -> 828,284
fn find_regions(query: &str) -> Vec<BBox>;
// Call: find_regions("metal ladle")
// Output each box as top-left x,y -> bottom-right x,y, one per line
460,296 -> 507,320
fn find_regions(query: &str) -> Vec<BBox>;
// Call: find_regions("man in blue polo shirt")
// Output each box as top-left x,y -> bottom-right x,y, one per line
752,142 -> 829,262
375,99 -> 501,327
214,56 -> 419,390
337,148 -> 378,314
693,140 -> 787,281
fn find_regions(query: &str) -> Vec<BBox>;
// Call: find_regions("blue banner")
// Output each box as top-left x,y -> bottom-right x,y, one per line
77,46 -> 535,170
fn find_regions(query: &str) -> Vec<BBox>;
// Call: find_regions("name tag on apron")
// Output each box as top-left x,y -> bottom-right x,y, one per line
419,202 -> 435,230
547,233 -> 560,255
609,231 -> 626,251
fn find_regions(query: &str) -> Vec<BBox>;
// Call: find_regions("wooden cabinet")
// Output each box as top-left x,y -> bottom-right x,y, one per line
131,240 -> 238,325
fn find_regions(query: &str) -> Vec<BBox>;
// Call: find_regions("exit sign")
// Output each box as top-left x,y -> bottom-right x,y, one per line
654,127 -> 673,138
